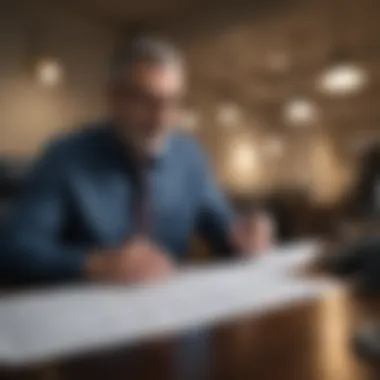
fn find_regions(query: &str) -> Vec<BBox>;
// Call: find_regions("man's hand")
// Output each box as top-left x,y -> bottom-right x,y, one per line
231,211 -> 275,256
85,238 -> 175,283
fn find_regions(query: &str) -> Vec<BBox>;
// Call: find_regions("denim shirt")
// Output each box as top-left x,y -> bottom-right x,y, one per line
1,121 -> 235,282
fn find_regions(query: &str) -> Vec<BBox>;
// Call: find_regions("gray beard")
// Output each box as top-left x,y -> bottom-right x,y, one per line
123,131 -> 167,160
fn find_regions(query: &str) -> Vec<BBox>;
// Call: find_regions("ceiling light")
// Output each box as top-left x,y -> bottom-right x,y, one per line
318,63 -> 368,96
231,142 -> 257,173
35,59 -> 63,87
267,52 -> 290,72
181,110 -> 199,132
217,103 -> 241,127
283,98 -> 318,125
264,138 -> 284,157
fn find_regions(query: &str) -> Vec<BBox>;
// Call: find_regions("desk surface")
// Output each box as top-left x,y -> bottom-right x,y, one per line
1,239 -> 379,380
2,289 -> 379,380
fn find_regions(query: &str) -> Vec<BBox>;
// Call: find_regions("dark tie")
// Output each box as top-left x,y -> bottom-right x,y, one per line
135,181 -> 150,236
133,159 -> 154,236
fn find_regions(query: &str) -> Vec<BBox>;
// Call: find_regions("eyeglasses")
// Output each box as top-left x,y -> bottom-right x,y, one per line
115,84 -> 183,111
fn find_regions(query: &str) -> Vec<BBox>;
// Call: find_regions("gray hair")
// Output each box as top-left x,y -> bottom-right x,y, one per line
110,36 -> 183,87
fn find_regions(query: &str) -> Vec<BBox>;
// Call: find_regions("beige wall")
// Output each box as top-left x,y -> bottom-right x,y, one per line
0,0 -> 117,155
194,119 -> 357,204
0,1 -> 358,205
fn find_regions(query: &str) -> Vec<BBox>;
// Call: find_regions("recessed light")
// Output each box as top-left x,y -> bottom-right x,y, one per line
317,63 -> 368,95
264,138 -> 284,157
283,98 -> 318,125
267,52 -> 290,72
217,103 -> 241,127
181,110 -> 199,132
231,141 -> 257,172
35,59 -> 63,87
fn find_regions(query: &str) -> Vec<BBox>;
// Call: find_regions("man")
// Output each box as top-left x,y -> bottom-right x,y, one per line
1,37 -> 274,284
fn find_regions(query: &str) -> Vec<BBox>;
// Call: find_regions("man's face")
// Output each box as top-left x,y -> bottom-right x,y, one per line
111,61 -> 185,155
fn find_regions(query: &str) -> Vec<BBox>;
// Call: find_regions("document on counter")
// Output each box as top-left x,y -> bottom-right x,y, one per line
0,240 -> 337,367
253,240 -> 322,273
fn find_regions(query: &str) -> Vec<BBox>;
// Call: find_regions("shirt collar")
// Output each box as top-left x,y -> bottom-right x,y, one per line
103,120 -> 172,170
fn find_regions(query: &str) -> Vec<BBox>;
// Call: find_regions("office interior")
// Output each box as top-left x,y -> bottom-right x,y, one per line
1,1 -> 380,379
0,0 -> 379,241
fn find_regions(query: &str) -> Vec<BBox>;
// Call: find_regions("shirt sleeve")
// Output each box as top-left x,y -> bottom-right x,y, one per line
194,147 -> 236,256
0,143 -> 86,283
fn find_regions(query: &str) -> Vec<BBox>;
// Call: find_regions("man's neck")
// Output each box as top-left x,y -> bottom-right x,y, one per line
110,122 -> 168,168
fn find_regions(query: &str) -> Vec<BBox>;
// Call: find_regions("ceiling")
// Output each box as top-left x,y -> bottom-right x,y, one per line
66,0 -> 380,142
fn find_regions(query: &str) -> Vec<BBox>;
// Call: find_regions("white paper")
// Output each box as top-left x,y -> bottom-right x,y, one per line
0,240 -> 336,366
253,240 -> 321,273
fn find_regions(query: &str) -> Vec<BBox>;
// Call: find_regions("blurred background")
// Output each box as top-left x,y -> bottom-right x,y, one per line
1,0 -> 379,241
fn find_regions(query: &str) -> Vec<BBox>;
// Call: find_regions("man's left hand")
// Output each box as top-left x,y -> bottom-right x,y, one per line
231,211 -> 275,256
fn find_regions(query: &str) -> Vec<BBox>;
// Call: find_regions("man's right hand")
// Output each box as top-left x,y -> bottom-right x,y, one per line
85,238 -> 175,283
